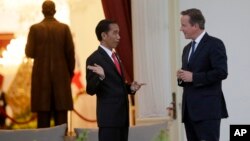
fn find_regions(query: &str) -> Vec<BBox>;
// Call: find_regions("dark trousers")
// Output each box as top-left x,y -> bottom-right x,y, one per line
37,110 -> 68,128
184,115 -> 221,141
99,127 -> 129,141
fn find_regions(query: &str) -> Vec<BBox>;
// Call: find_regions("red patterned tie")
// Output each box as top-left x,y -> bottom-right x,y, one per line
112,52 -> 122,75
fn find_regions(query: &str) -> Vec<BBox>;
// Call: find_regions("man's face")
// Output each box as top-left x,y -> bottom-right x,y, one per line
102,23 -> 120,50
180,15 -> 197,40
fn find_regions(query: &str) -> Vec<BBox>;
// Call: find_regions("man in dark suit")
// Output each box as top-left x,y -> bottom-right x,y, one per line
177,8 -> 228,141
86,19 -> 144,141
25,0 -> 75,128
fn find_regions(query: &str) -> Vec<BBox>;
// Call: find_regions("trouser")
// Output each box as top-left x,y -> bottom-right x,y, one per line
37,110 -> 68,128
99,127 -> 129,141
184,109 -> 221,141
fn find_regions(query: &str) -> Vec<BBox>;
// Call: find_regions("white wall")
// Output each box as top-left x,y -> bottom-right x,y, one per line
179,0 -> 250,140
68,0 -> 104,128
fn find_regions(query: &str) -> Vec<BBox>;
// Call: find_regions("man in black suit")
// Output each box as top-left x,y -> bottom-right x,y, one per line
177,8 -> 228,141
86,19 -> 144,141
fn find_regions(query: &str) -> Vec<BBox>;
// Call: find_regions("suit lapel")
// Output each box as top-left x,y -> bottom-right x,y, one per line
182,43 -> 192,69
188,33 -> 209,64
97,47 -> 124,78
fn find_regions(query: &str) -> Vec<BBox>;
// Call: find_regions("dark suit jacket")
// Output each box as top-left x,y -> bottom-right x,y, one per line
178,33 -> 228,122
25,17 -> 75,112
86,47 -> 133,127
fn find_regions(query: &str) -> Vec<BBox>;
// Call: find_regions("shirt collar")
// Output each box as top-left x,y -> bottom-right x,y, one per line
100,45 -> 113,58
194,30 -> 206,44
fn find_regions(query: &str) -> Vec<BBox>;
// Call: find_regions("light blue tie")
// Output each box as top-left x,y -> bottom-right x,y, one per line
189,41 -> 196,61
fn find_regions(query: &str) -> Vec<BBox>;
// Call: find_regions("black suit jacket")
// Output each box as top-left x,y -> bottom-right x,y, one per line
178,33 -> 228,122
86,47 -> 133,127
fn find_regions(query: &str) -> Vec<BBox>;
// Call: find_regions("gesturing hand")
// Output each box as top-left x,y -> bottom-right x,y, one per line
130,81 -> 146,92
87,63 -> 105,79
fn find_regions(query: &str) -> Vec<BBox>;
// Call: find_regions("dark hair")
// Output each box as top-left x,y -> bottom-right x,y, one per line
95,19 -> 117,41
42,0 -> 56,17
181,8 -> 205,29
